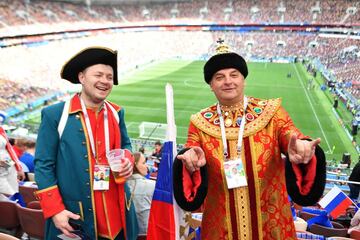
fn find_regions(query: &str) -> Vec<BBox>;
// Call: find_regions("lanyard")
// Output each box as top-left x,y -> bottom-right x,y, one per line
216,96 -> 248,160
80,97 -> 110,159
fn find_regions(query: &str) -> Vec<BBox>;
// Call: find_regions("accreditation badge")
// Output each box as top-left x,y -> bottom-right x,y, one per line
93,165 -> 110,191
224,159 -> 247,189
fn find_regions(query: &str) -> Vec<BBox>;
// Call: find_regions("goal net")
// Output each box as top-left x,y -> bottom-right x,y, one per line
138,121 -> 170,140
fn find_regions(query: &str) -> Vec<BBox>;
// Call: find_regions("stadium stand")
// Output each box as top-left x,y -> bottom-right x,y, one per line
0,1 -> 359,238
0,0 -> 357,157
0,0 -> 359,27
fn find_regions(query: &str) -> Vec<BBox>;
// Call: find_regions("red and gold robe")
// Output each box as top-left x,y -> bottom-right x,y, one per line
173,97 -> 326,240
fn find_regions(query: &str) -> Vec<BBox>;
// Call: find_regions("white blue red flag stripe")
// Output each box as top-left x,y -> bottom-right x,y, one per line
147,83 -> 182,240
318,186 -> 353,219
147,141 -> 176,239
151,142 -> 174,204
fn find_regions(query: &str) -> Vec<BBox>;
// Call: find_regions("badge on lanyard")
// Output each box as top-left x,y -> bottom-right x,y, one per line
217,96 -> 249,189
224,159 -> 247,189
93,165 -> 110,191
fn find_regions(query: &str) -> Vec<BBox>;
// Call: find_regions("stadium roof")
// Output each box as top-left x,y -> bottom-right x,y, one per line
55,0 -> 190,5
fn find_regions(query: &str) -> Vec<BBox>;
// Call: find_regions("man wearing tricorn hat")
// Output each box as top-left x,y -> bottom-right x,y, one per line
173,41 -> 326,239
35,47 -> 135,239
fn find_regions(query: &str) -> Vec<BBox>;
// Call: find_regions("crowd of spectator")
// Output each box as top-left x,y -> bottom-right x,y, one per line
0,30 -> 213,93
0,0 -> 359,109
209,31 -> 360,98
0,79 -> 49,110
309,36 -> 360,98
0,0 -> 359,34
0,30 -> 359,105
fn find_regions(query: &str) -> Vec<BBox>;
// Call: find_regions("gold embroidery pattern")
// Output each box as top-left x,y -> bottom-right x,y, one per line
236,187 -> 251,240
191,97 -> 282,139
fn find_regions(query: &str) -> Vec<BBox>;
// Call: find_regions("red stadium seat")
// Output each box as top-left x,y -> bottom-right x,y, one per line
308,223 -> 348,238
18,185 -> 38,206
16,204 -> 45,239
0,201 -> 22,237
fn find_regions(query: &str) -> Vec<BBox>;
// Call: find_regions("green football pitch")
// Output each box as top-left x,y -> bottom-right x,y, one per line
108,60 -> 358,163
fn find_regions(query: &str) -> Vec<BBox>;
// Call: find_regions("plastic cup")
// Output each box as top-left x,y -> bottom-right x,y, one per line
106,149 -> 126,184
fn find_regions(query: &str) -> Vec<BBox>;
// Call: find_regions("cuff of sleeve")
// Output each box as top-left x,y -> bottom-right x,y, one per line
286,144 -> 326,206
182,165 -> 201,201
291,155 -> 317,195
35,185 -> 65,219
173,148 -> 208,212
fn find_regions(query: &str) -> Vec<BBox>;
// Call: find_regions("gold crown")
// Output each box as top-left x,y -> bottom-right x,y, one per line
215,38 -> 231,54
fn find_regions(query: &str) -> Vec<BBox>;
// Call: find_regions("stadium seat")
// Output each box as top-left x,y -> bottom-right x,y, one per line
16,204 -> 45,239
333,215 -> 351,229
18,185 -> 38,206
327,238 -> 354,240
329,238 -> 354,240
26,201 -> 41,209
331,221 -> 346,229
308,223 -> 348,238
0,201 -> 22,237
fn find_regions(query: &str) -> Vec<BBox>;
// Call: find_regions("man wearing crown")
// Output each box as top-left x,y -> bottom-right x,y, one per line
34,47 -> 136,240
173,41 -> 326,239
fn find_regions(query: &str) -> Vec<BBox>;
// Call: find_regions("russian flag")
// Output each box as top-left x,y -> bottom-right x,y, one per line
318,186 -> 353,219
147,141 -> 177,239
147,84 -> 182,240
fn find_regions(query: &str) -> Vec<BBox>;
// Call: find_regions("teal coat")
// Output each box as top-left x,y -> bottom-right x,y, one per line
35,99 -> 134,240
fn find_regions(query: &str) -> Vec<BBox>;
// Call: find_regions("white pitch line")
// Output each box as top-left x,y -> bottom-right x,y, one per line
293,64 -> 331,151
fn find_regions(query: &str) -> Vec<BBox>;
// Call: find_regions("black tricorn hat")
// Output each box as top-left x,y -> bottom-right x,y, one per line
203,40 -> 248,84
61,47 -> 118,85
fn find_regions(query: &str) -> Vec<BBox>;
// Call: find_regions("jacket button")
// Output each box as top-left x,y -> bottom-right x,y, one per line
85,168 -> 89,172
82,141 -> 86,145
79,129 -> 83,132
84,155 -> 88,158
88,208 -> 92,212
75,115 -> 80,119
86,182 -> 90,185
87,196 -> 90,199
47,192 -> 52,196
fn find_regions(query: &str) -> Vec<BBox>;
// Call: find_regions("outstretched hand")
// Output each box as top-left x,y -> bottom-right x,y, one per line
288,134 -> 321,165
177,146 -> 206,174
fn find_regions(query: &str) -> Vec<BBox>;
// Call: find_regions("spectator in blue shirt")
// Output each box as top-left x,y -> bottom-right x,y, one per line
19,140 -> 35,173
